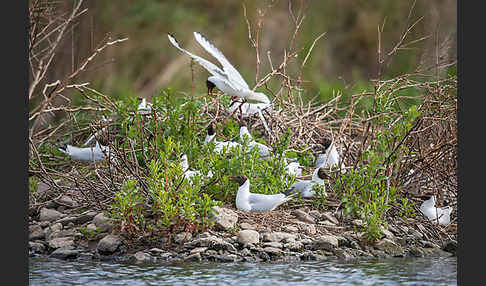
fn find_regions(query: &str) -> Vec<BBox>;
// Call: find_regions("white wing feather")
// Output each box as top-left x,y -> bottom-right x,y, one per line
193,32 -> 250,90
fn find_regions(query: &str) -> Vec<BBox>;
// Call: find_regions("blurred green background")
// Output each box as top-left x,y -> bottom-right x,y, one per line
45,0 -> 456,106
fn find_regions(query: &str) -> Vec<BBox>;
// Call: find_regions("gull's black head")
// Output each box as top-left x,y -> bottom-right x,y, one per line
137,97 -> 143,102
207,123 -> 215,136
58,143 -> 67,151
229,175 -> 248,186
320,138 -> 332,150
317,167 -> 331,180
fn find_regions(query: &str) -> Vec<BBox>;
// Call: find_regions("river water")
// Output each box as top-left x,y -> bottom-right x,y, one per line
29,256 -> 456,285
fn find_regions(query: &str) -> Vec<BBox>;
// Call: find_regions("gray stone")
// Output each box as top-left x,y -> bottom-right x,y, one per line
174,232 -> 192,244
190,247 -> 208,254
97,235 -> 122,254
29,241 -> 46,253
210,206 -> 238,231
408,247 -> 424,257
312,235 -> 339,251
185,252 -> 202,262
39,208 -> 63,222
49,247 -> 79,260
48,237 -> 74,249
283,225 -> 299,233
132,251 -> 154,264
237,229 -> 260,245
322,212 -> 339,225
333,248 -> 354,259
262,232 -> 297,243
442,239 -> 457,255
263,247 -> 283,256
299,224 -> 316,235
284,241 -> 304,251
292,209 -> 316,224
86,223 -> 97,231
46,229 -> 76,241
57,195 -> 77,208
29,225 -> 45,240
56,213 -> 96,226
93,212 -> 113,233
375,238 -> 404,256
240,222 -> 256,230
184,235 -> 236,253
263,241 -> 283,248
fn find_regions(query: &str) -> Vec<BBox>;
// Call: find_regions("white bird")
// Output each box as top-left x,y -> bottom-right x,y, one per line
59,141 -> 112,163
179,154 -> 212,185
287,167 -> 330,198
137,97 -> 152,115
239,125 -> 272,158
283,157 -> 302,177
228,96 -> 272,117
419,195 -> 452,226
230,175 -> 294,211
203,123 -> 241,154
314,138 -> 345,170
168,32 -> 273,138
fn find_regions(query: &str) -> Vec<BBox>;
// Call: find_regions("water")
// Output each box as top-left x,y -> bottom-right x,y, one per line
29,256 -> 456,285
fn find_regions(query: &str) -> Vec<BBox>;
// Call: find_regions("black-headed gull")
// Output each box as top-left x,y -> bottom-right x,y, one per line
419,195 -> 452,226
239,125 -> 272,158
287,167 -> 330,198
283,157 -> 302,177
168,32 -> 271,105
203,123 -> 241,154
314,138 -> 345,170
230,175 -> 294,211
59,141 -> 112,163
137,97 -> 152,115
179,154 -> 212,185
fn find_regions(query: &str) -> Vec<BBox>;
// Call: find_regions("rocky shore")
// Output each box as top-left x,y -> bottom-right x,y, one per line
29,195 -> 457,264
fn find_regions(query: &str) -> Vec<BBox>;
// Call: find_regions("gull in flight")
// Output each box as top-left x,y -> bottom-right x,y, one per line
59,141 -> 112,163
286,167 -> 331,198
203,123 -> 241,154
419,195 -> 453,226
314,138 -> 346,170
168,32 -> 273,137
137,97 -> 152,115
230,175 -> 294,211
239,125 -> 272,158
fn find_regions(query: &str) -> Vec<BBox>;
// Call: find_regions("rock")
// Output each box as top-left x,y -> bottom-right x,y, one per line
380,226 -> 395,240
263,247 -> 283,257
56,213 -> 96,226
185,252 -> 202,262
132,251 -> 154,264
190,247 -> 208,254
184,234 -> 236,253
148,248 -> 166,255
39,208 -> 63,222
309,210 -> 321,218
29,225 -> 45,240
210,206 -> 238,231
408,247 -> 424,257
284,241 -> 304,251
240,222 -> 256,230
93,212 -> 113,233
97,235 -> 122,254
46,229 -> 76,241
299,224 -> 316,235
262,232 -> 297,243
322,212 -> 340,225
312,235 -> 339,251
29,241 -> 46,254
48,237 -> 74,249
292,209 -> 316,224
237,230 -> 260,245
421,247 -> 453,257
57,195 -> 77,208
174,232 -> 192,244
333,248 -> 354,259
442,239 -> 457,255
375,238 -> 404,256
263,242 -> 283,248
86,223 -> 97,231
351,219 -> 364,227
283,225 -> 299,233
49,247 -> 79,260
